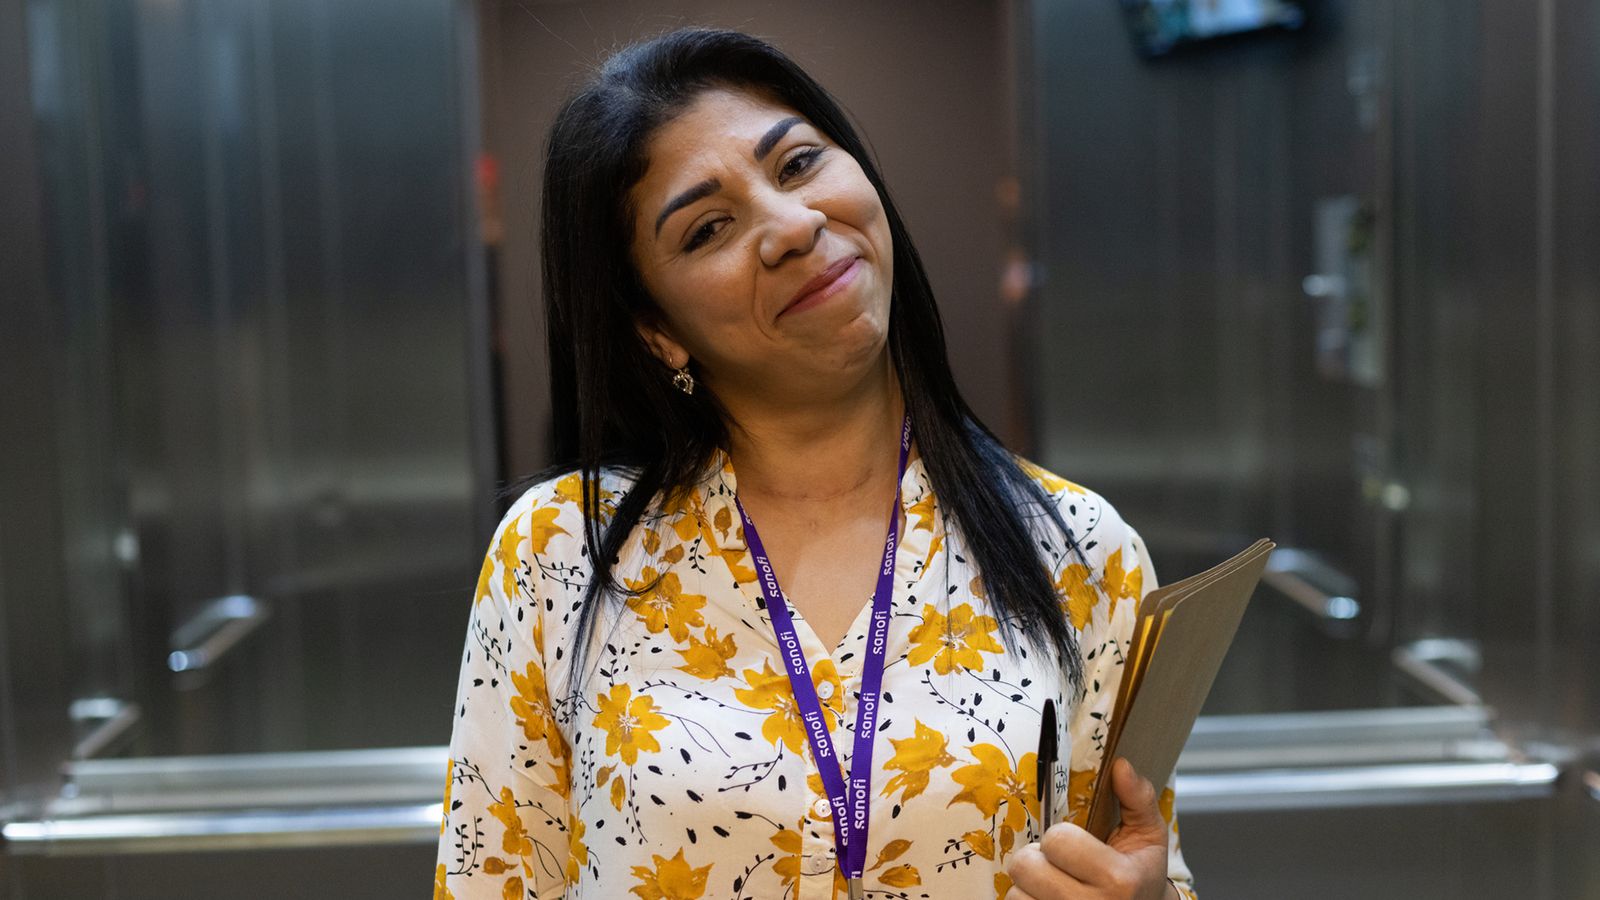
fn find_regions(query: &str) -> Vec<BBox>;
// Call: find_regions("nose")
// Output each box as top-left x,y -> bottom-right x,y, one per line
757,190 -> 827,268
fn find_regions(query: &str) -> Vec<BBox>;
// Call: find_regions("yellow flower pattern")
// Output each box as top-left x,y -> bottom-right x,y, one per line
593,683 -> 671,766
629,847 -> 712,900
905,601 -> 1005,674
436,450 -> 1197,897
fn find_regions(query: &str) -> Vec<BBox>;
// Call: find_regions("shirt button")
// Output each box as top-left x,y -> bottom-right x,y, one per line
817,681 -> 835,701
812,797 -> 831,818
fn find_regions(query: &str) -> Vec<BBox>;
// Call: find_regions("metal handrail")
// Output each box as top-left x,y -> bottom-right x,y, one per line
0,709 -> 1570,856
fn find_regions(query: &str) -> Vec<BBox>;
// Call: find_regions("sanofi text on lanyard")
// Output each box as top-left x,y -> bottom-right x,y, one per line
732,415 -> 912,900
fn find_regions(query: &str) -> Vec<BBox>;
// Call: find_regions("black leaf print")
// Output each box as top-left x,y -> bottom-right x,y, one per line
1009,694 -> 1023,702
680,748 -> 692,764
688,828 -> 697,843
735,731 -> 752,740
472,678 -> 483,687
648,765 -> 663,775
997,719 -> 1006,733
967,728 -> 976,742
1021,678 -> 1032,687
687,790 -> 703,802
884,691 -> 894,703
651,795 -> 665,805
714,825 -> 730,837
777,775 -> 787,790
892,804 -> 902,818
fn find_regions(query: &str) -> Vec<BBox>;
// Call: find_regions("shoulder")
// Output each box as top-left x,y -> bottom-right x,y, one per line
1010,454 -> 1152,582
489,466 -> 643,562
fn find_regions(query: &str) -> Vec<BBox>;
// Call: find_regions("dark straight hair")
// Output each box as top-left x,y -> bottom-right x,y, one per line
530,26 -> 1088,702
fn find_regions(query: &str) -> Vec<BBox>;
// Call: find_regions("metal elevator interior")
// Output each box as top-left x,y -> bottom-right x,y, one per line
2,1 -> 1597,897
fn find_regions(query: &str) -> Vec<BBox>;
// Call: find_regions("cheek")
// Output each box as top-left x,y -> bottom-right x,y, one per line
649,264 -> 755,347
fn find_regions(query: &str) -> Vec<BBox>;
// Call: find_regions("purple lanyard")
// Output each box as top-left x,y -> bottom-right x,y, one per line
733,415 -> 911,900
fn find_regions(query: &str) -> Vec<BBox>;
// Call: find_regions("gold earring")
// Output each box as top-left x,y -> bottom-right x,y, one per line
672,365 -> 695,395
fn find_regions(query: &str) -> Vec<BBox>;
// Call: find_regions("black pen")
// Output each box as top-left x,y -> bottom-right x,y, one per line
1035,698 -> 1057,832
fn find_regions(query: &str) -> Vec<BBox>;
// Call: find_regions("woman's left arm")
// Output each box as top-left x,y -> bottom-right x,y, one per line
1006,513 -> 1197,899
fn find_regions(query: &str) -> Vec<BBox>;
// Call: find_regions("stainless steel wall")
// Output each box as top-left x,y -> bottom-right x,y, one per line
10,0 -> 493,762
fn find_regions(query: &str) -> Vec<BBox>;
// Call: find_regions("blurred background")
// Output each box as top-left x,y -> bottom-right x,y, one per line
2,0 -> 1597,896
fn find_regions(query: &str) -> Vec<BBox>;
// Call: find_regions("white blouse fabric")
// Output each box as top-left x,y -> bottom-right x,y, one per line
434,445 -> 1198,900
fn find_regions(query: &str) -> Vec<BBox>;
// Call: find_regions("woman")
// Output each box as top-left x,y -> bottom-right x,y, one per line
436,27 -> 1196,900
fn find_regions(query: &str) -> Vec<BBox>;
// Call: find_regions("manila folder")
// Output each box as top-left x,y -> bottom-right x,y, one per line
1084,539 -> 1275,841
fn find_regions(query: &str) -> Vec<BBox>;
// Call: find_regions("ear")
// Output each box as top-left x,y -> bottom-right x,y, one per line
633,315 -> 690,370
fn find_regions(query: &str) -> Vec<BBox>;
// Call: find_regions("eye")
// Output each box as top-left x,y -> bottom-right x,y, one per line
684,218 -> 725,252
779,147 -> 826,183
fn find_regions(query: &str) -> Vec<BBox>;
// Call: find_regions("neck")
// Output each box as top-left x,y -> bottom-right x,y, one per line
721,355 -> 905,506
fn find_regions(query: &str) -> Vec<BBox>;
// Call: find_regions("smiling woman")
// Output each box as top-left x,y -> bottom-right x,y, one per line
435,26 -> 1196,900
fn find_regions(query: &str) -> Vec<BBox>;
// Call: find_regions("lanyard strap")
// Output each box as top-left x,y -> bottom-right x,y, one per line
733,415 -> 912,888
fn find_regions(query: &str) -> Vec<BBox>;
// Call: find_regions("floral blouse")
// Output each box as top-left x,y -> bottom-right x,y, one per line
434,444 -> 1198,900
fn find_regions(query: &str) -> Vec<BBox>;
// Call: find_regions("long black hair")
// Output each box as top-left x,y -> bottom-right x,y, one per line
529,26 -> 1087,702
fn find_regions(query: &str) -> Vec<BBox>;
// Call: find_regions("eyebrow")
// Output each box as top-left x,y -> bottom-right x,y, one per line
653,116 -> 807,238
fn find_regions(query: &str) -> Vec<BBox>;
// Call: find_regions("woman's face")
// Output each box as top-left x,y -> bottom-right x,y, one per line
627,86 -> 895,407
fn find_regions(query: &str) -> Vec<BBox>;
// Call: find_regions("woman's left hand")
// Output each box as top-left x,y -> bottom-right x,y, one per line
1003,758 -> 1172,900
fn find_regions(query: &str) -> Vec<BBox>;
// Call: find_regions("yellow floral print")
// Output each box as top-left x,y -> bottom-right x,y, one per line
733,657 -> 844,754
881,719 -> 957,803
1020,458 -> 1088,496
674,625 -> 738,680
624,568 -> 708,641
963,828 -> 995,859
1101,547 -> 1143,616
770,824 -> 802,888
566,811 -> 588,884
906,602 -> 1004,675
950,744 -> 1039,835
593,683 -> 671,765
1057,562 -> 1099,631
1066,766 -> 1098,827
437,452 -> 1197,898
628,847 -> 712,900
509,661 -> 564,758
879,863 -> 922,887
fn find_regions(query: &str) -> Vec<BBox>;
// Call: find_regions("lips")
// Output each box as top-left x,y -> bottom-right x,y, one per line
780,255 -> 862,318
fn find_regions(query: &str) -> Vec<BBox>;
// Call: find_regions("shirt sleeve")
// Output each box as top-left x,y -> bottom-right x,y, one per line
1061,512 -> 1198,898
435,501 -> 578,900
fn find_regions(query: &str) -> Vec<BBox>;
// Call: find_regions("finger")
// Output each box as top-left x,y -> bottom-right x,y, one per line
1036,821 -> 1121,884
1108,757 -> 1167,849
1006,839 -> 1090,898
